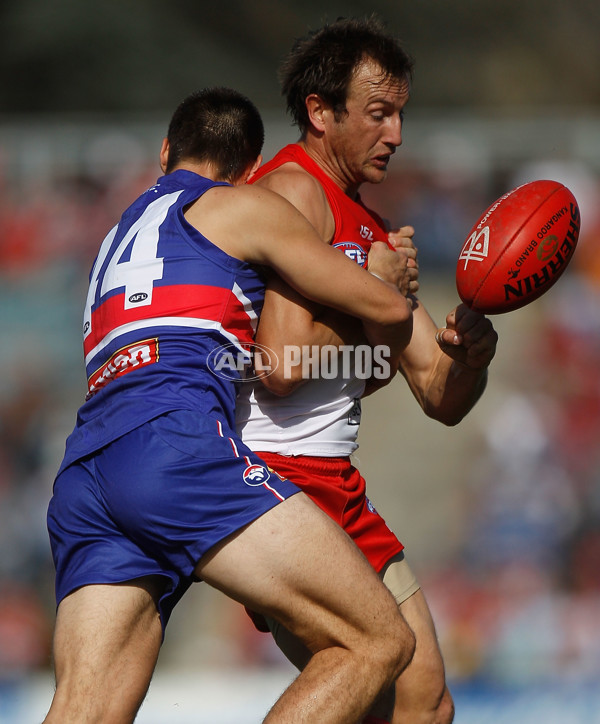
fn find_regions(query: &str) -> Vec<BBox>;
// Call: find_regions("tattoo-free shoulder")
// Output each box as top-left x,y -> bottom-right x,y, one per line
254,162 -> 331,239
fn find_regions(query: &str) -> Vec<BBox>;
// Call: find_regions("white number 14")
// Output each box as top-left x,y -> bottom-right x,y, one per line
83,191 -> 182,340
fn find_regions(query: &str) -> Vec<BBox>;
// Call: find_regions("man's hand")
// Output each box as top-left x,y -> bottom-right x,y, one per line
388,226 -> 419,296
368,234 -> 418,296
435,304 -> 498,371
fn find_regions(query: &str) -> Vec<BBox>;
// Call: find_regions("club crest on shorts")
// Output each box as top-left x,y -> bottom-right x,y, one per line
242,464 -> 271,486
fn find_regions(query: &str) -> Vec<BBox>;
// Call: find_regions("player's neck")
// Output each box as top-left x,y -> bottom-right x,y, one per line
298,139 -> 361,200
170,160 -> 224,183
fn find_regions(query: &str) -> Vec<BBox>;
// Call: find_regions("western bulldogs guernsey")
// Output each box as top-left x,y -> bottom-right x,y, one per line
59,170 -> 265,473
236,144 -> 390,457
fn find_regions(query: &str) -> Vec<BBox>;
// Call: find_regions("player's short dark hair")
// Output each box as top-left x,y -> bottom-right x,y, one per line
280,16 -> 414,134
165,87 -> 264,180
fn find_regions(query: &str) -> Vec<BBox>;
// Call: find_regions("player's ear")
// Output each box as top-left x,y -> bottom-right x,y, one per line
159,138 -> 170,173
305,94 -> 329,132
245,154 -> 263,183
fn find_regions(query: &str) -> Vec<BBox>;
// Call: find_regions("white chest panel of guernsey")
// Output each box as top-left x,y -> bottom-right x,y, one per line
236,371 -> 365,457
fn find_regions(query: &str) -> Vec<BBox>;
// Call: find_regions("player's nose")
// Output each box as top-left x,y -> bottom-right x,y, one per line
384,114 -> 403,147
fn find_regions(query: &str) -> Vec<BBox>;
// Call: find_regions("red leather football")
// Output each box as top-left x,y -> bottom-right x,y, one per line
456,180 -> 580,314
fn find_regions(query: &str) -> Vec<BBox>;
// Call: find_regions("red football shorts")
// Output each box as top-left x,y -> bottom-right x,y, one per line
257,452 -> 403,573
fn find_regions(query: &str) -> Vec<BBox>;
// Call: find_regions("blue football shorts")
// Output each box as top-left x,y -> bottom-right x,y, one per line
47,409 -> 300,632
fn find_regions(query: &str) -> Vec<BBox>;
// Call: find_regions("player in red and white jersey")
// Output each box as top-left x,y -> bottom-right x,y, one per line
236,18 -> 499,724
238,142 -> 394,458
44,87 -> 419,724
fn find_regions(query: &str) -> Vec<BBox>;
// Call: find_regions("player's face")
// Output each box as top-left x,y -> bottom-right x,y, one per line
327,59 -> 410,191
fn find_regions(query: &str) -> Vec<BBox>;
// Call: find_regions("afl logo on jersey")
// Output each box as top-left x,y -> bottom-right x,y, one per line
333,241 -> 367,267
129,292 -> 148,304
242,464 -> 271,486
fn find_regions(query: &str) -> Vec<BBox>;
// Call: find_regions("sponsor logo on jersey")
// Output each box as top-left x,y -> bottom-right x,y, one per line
333,241 -> 368,267
87,338 -> 159,398
242,464 -> 271,486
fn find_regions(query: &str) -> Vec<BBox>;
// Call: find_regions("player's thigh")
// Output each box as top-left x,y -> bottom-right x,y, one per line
196,492 -> 404,653
53,577 -> 163,687
380,551 -> 421,606
265,551 -> 433,668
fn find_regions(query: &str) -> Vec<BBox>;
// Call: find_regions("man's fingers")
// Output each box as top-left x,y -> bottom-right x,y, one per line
435,328 -> 460,346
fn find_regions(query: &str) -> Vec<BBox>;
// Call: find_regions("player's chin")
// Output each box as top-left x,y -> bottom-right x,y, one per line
365,165 -> 388,184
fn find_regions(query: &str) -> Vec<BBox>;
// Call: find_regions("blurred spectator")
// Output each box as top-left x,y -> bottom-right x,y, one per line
0,582 -> 51,678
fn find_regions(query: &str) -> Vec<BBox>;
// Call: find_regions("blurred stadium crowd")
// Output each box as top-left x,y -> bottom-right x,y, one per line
0,116 -> 599,699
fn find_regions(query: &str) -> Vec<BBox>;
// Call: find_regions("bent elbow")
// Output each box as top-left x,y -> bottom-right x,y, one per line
388,297 -> 413,326
423,402 -> 472,427
258,369 -> 304,397
437,411 -> 466,427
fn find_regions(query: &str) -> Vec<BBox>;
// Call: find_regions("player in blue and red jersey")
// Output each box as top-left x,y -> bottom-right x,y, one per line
44,87 -> 419,724
236,18 -> 499,724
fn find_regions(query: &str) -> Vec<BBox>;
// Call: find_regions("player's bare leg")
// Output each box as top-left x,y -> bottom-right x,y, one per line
257,584 -> 454,723
43,576 -> 164,724
390,589 -> 454,724
197,493 -> 416,724
254,553 -> 454,723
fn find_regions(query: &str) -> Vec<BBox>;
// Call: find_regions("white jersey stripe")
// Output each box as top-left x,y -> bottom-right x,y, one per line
232,281 -> 259,335
85,316 -> 246,367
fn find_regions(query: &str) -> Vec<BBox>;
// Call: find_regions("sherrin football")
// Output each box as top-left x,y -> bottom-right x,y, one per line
456,180 -> 580,314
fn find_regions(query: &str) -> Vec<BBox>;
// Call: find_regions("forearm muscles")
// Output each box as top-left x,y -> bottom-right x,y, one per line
409,353 -> 488,426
